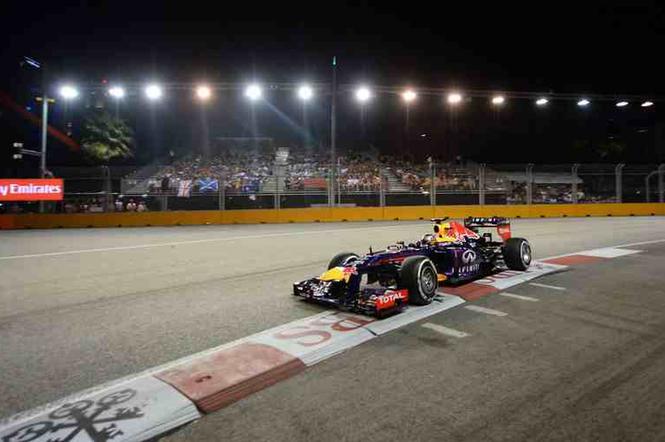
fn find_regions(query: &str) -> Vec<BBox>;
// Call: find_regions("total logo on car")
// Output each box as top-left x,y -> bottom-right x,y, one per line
371,289 -> 409,309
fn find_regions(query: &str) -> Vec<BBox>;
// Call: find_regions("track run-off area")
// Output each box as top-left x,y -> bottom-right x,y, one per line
2,216 -> 665,441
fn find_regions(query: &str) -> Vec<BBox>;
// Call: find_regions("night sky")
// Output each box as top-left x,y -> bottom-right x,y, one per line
1,1 -> 664,167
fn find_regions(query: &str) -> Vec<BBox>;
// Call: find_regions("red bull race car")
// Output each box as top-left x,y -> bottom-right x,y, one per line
293,217 -> 532,317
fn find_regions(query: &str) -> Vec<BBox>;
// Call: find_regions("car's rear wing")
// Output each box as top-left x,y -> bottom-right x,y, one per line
463,217 -> 509,227
464,217 -> 512,241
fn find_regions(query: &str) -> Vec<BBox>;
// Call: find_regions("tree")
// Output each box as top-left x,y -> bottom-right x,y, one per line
81,110 -> 134,163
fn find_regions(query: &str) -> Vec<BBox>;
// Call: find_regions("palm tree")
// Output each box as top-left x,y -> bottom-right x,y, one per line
81,110 -> 134,163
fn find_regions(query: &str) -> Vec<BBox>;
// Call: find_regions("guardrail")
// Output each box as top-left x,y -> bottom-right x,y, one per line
3,163 -> 663,215
1,203 -> 664,230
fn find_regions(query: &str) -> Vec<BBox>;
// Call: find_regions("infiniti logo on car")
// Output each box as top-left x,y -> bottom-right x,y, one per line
462,249 -> 477,264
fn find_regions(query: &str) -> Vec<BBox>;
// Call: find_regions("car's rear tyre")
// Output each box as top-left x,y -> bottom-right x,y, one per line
503,238 -> 532,270
327,252 -> 359,269
399,256 -> 438,305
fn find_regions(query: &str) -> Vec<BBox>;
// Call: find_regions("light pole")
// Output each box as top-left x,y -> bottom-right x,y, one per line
245,83 -> 262,151
195,84 -> 212,156
108,85 -> 125,118
39,95 -> 49,179
297,84 -> 313,149
402,89 -> 417,150
21,56 -> 50,212
330,57 -> 337,207
355,86 -> 371,138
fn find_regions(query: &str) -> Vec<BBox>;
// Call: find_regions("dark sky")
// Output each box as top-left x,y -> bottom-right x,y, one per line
3,1 -> 665,92
1,1 -> 664,165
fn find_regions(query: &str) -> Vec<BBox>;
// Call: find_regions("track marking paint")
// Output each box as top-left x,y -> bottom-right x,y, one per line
534,238 -> 665,262
0,223 -> 418,261
529,282 -> 566,291
577,248 -> 642,258
497,292 -> 539,302
421,322 -> 470,338
2,234 -> 663,431
464,305 -> 508,317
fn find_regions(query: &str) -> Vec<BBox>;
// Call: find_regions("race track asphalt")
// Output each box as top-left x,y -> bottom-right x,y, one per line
2,217 -> 665,440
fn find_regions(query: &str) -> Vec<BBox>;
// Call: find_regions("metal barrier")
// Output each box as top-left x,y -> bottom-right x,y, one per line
3,162 -> 664,214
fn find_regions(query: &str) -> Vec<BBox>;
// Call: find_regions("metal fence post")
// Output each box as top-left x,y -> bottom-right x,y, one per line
526,163 -> 534,205
101,165 -> 111,212
478,163 -> 486,206
571,163 -> 580,204
275,167 -> 281,210
646,171 -> 654,203
430,161 -> 436,206
615,163 -> 625,203
657,164 -> 665,203
218,174 -> 225,210
379,168 -> 386,207
337,158 -> 342,206
327,167 -> 333,207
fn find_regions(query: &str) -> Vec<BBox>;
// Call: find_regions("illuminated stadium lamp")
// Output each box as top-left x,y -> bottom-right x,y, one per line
641,101 -> 654,107
355,86 -> 371,103
59,84 -> 79,100
577,98 -> 590,107
297,85 -> 313,101
447,92 -> 462,104
402,89 -> 417,103
245,84 -> 262,101
196,85 -> 212,101
144,84 -> 163,100
108,86 -> 125,99
536,97 -> 549,106
616,101 -> 629,107
491,95 -> 505,105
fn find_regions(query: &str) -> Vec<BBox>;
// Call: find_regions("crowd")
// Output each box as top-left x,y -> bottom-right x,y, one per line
391,163 -> 477,192
61,198 -> 148,213
123,149 -> 606,200
130,151 -> 484,194
283,152 -> 330,190
506,183 -> 613,204
337,155 -> 383,191
148,153 -> 273,194
282,153 -> 384,191
114,198 -> 148,212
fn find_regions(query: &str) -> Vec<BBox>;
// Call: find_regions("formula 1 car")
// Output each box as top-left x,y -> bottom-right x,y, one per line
293,217 -> 532,317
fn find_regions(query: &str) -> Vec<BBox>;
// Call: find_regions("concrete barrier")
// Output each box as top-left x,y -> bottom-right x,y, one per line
1,203 -> 664,230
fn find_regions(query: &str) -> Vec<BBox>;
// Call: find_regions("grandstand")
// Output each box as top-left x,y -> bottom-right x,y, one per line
9,142 -> 659,215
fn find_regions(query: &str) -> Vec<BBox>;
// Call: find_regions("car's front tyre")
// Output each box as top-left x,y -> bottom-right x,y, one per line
399,256 -> 438,305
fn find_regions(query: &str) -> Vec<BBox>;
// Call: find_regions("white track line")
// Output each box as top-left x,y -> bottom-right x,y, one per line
529,282 -> 566,291
421,322 -> 470,338
464,305 -> 508,316
0,223 -> 416,261
497,292 -> 539,302
538,238 -> 665,261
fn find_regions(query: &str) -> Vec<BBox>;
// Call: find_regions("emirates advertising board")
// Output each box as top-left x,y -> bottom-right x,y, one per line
0,179 -> 64,201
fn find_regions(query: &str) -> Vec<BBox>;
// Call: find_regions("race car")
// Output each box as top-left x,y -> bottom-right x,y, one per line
293,217 -> 532,317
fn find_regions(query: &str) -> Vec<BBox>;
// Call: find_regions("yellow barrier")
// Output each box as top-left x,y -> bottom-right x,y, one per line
1,203 -> 664,230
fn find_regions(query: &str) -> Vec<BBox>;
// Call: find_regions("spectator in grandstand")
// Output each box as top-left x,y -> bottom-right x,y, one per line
88,199 -> 103,213
161,176 -> 170,193
64,201 -> 77,213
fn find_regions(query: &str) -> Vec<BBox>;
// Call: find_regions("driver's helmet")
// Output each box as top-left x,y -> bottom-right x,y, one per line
433,222 -> 458,243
